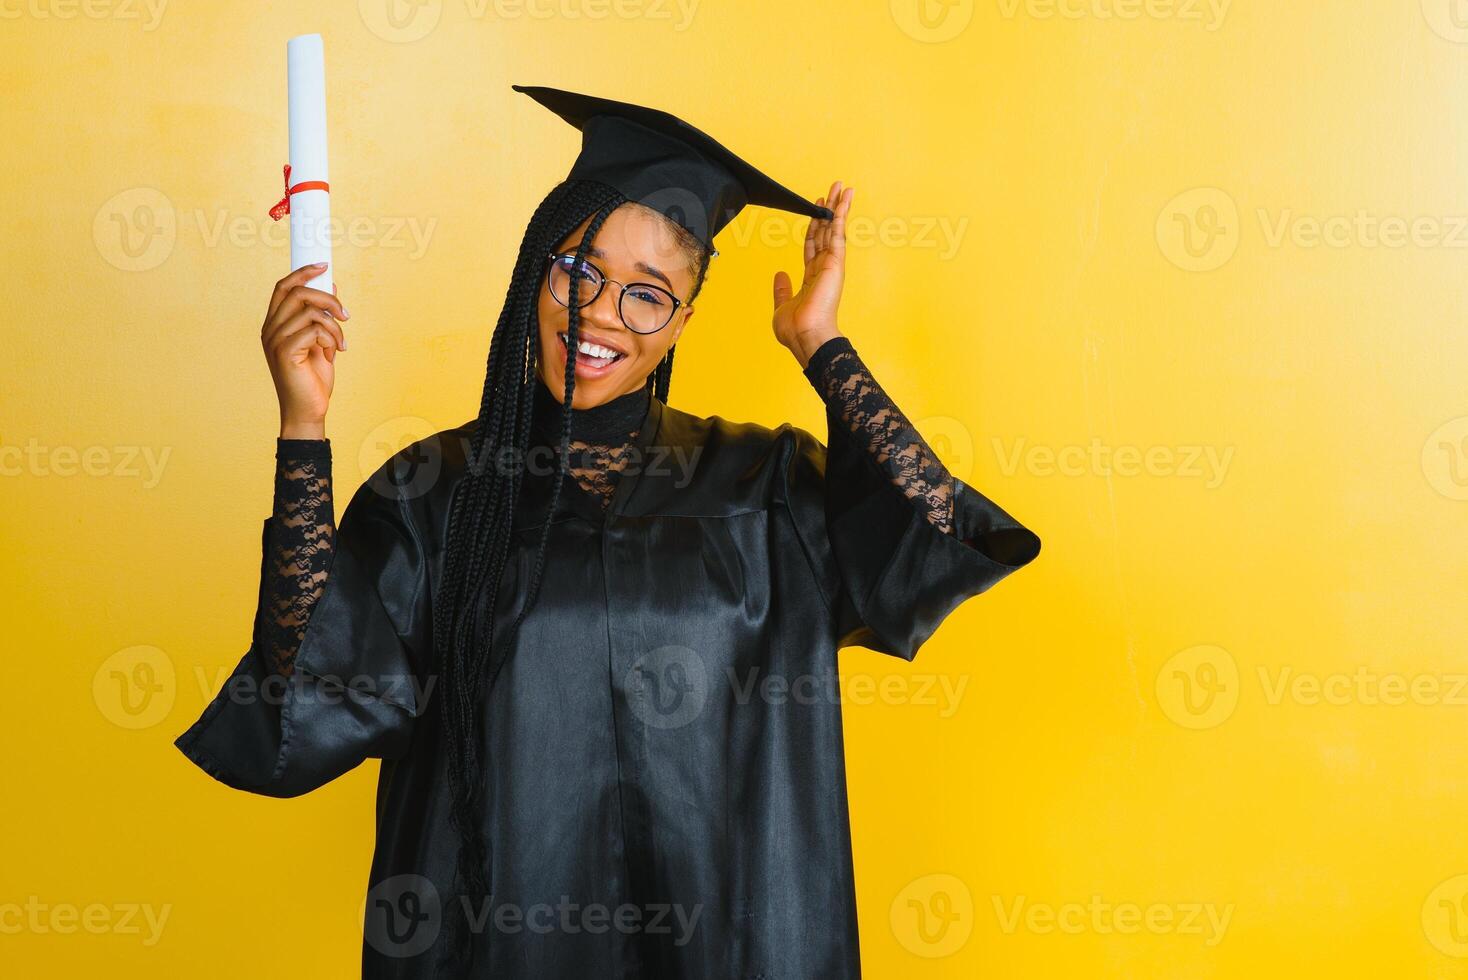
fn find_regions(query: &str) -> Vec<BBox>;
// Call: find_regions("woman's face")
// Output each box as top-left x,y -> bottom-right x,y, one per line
536,203 -> 698,409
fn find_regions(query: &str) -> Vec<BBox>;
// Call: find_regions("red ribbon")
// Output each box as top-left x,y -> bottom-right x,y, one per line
268,163 -> 330,221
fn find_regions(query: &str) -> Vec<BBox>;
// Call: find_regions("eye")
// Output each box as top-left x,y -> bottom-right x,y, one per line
555,255 -> 599,280
628,286 -> 668,306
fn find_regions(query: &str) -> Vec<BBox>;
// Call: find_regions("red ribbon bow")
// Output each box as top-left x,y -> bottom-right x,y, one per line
269,163 -> 330,220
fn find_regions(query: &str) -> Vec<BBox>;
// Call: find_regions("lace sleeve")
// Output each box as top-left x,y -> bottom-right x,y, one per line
802,336 -> 958,537
258,438 -> 335,678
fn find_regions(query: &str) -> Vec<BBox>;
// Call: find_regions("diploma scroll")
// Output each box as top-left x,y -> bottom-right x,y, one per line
284,33 -> 332,294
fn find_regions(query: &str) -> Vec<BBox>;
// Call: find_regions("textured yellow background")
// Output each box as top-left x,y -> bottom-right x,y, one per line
4,1 -> 1468,976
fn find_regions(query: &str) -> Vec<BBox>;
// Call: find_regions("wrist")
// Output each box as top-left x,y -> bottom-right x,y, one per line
789,327 -> 844,369
279,417 -> 326,440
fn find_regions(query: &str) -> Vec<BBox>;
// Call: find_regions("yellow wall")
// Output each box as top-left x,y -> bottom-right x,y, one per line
5,1 -> 1467,975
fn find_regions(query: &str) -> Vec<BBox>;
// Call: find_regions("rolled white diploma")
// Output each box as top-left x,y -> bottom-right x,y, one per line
286,33 -> 332,294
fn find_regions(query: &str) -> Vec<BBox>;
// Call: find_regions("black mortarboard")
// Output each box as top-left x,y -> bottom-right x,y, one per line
512,84 -> 834,252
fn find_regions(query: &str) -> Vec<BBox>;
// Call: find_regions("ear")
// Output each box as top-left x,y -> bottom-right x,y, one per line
671,306 -> 694,344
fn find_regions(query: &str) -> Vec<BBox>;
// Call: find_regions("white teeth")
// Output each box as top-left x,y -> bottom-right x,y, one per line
559,333 -> 622,361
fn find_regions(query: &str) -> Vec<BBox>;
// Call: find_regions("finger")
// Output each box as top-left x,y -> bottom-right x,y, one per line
814,183 -> 831,254
273,321 -> 340,366
267,262 -> 327,319
272,306 -> 346,354
264,284 -> 349,340
265,303 -> 342,350
306,327 -> 336,364
307,307 -> 347,352
829,187 -> 850,261
821,181 -> 841,251
804,198 -> 821,267
827,182 -> 844,251
268,262 -> 330,321
275,282 -> 349,327
279,323 -> 338,365
772,269 -> 793,309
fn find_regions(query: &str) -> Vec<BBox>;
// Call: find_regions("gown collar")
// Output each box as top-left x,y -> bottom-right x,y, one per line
512,387 -> 672,530
530,374 -> 652,446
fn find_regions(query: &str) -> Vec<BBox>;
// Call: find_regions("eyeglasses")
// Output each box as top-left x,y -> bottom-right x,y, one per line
544,252 -> 684,335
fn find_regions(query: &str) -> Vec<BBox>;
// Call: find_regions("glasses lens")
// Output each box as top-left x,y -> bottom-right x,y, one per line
621,283 -> 677,333
548,254 -> 603,306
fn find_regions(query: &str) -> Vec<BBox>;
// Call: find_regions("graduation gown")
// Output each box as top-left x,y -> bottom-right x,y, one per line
174,337 -> 1041,977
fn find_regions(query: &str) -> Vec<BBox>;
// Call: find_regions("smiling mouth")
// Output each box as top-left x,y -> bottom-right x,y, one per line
558,331 -> 627,368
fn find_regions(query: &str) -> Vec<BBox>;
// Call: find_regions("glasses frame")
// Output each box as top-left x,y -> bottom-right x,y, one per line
544,251 -> 685,335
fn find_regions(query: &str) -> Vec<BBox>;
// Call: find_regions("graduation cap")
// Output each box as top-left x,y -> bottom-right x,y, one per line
512,84 -> 834,254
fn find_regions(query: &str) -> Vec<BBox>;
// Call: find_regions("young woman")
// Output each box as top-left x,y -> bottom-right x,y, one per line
176,87 -> 1041,978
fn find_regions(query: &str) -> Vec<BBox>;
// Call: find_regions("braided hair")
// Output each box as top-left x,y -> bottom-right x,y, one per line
432,177 -> 713,969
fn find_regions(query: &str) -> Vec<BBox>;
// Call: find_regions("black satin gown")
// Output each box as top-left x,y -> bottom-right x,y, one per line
174,336 -> 1041,978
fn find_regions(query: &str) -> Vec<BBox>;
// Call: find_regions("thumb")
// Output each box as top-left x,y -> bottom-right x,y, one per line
772,270 -> 793,309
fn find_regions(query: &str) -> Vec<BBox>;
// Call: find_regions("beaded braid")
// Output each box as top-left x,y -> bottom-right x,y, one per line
432,179 -> 712,972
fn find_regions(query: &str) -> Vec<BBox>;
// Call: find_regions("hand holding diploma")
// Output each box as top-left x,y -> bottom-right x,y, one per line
263,33 -> 345,440
262,263 -> 351,440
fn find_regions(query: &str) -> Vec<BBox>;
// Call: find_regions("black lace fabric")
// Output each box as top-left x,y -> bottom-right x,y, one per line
802,336 -> 958,536
528,378 -> 647,511
259,439 -> 334,678
557,439 -> 642,506
252,338 -> 959,677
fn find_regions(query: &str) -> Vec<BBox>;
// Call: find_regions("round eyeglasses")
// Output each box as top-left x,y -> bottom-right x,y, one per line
544,252 -> 684,335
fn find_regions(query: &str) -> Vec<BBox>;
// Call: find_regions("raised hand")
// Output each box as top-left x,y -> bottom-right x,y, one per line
772,179 -> 854,368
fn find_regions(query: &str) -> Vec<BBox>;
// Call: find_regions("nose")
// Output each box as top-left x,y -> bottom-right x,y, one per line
581,280 -> 626,332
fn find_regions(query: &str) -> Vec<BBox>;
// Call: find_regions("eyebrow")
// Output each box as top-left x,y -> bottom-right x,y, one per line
583,245 -> 674,290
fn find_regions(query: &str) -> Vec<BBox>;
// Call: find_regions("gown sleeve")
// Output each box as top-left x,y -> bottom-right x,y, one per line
173,438 -> 429,798
259,439 -> 335,678
784,335 -> 1042,660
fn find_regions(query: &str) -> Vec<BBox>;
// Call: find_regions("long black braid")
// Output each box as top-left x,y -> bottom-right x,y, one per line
432,177 -> 712,971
